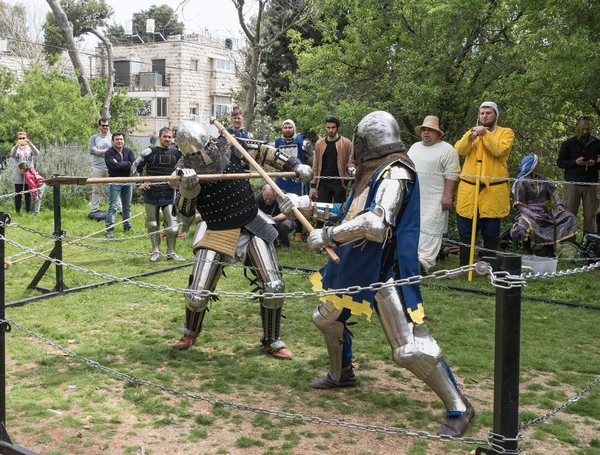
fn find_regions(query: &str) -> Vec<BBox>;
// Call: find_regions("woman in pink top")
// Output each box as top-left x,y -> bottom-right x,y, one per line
18,163 -> 45,216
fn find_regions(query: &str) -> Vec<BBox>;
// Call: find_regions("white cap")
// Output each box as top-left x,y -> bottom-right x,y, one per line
282,119 -> 296,132
480,101 -> 498,116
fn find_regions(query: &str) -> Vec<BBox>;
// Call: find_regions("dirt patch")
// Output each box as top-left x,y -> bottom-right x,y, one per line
8,364 -> 598,455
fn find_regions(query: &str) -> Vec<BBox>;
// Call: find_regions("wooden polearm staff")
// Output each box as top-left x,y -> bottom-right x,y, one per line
210,118 -> 341,264
44,172 -> 298,186
467,155 -> 483,282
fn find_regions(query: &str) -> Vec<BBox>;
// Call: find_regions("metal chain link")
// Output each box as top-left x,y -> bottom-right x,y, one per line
487,431 -> 523,454
2,234 -> 518,299
5,237 -> 59,261
1,318 -> 489,446
443,237 -> 600,263
521,261 -> 600,279
8,222 -> 60,240
6,223 -> 314,276
0,188 -> 37,200
518,374 -> 600,430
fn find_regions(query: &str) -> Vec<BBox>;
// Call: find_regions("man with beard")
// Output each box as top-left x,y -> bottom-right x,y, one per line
557,116 -> 600,235
309,115 -> 354,206
132,127 -> 184,262
454,102 -> 514,266
275,119 -> 307,241
278,111 -> 475,437
171,121 -> 313,359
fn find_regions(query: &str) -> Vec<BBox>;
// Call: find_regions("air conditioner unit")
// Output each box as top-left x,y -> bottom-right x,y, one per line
138,72 -> 162,90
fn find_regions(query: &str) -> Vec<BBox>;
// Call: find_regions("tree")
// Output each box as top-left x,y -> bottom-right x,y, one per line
90,77 -> 144,134
0,67 -> 97,153
44,0 -> 116,116
279,0 -> 525,142
132,4 -> 184,37
232,0 -> 312,132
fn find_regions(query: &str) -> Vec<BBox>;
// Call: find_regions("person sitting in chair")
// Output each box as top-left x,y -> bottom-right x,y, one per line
510,154 -> 577,251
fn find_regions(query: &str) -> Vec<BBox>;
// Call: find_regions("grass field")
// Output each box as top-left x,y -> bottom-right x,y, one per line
0,202 -> 599,455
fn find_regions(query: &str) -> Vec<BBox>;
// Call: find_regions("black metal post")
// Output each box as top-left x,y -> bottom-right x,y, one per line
477,253 -> 522,454
0,212 -> 40,455
27,185 -> 67,293
52,185 -> 65,293
0,212 -> 10,441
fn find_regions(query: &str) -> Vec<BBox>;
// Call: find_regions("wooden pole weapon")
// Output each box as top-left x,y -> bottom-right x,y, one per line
210,118 -> 340,264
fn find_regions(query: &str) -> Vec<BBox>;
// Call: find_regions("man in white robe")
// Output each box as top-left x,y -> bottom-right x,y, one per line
408,116 -> 461,272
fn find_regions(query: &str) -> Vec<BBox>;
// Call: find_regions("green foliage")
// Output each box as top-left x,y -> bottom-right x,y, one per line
0,68 -> 96,154
90,77 -> 143,134
105,4 -> 184,45
43,0 -> 113,62
271,0 -> 600,172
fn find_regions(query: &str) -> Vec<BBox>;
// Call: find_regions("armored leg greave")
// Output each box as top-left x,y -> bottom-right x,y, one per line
374,281 -> 465,414
162,204 -> 179,255
145,204 -> 161,252
312,300 -> 346,381
183,248 -> 225,335
247,237 -> 286,349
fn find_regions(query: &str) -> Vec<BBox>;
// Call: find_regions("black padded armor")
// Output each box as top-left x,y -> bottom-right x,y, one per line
196,152 -> 258,230
146,145 -> 181,196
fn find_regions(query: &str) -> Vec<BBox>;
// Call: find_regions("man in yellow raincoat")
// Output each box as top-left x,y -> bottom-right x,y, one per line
455,102 -> 514,266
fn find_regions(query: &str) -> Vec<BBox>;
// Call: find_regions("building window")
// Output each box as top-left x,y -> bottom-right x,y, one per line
157,97 -> 168,117
152,59 -> 166,85
212,58 -> 234,72
190,107 -> 197,115
137,100 -> 152,117
212,96 -> 232,118
190,59 -> 198,71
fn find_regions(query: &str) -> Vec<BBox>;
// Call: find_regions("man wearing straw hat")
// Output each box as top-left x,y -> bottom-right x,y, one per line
408,116 -> 460,273
454,102 -> 514,267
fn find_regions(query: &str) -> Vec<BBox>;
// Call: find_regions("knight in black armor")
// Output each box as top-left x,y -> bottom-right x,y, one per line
132,127 -> 184,262
171,121 -> 313,359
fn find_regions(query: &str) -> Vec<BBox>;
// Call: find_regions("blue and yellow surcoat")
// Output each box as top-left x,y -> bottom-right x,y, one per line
310,159 -> 425,324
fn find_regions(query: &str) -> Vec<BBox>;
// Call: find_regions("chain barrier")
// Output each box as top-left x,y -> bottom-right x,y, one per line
518,375 -> 600,430
2,234 -> 519,298
6,223 -> 314,276
443,237 -> 600,263
1,317 -> 489,447
521,261 -> 600,279
5,237 -> 60,261
0,187 -> 37,201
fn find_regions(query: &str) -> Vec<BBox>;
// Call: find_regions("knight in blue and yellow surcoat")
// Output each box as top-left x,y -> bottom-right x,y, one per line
279,111 -> 475,438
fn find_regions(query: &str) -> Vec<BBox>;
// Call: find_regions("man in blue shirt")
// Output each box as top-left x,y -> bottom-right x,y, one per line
275,119 -> 306,241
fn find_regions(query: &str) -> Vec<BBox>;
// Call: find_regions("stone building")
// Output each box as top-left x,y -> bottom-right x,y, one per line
94,32 -> 243,142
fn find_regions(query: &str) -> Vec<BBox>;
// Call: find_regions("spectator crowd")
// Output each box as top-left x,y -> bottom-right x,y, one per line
3,105 -> 600,269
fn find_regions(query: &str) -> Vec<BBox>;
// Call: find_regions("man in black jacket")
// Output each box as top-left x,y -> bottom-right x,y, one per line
557,116 -> 600,234
105,132 -> 136,238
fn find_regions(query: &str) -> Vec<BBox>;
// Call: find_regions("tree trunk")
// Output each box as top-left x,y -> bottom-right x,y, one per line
88,28 -> 114,118
45,0 -> 95,103
243,46 -> 262,132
